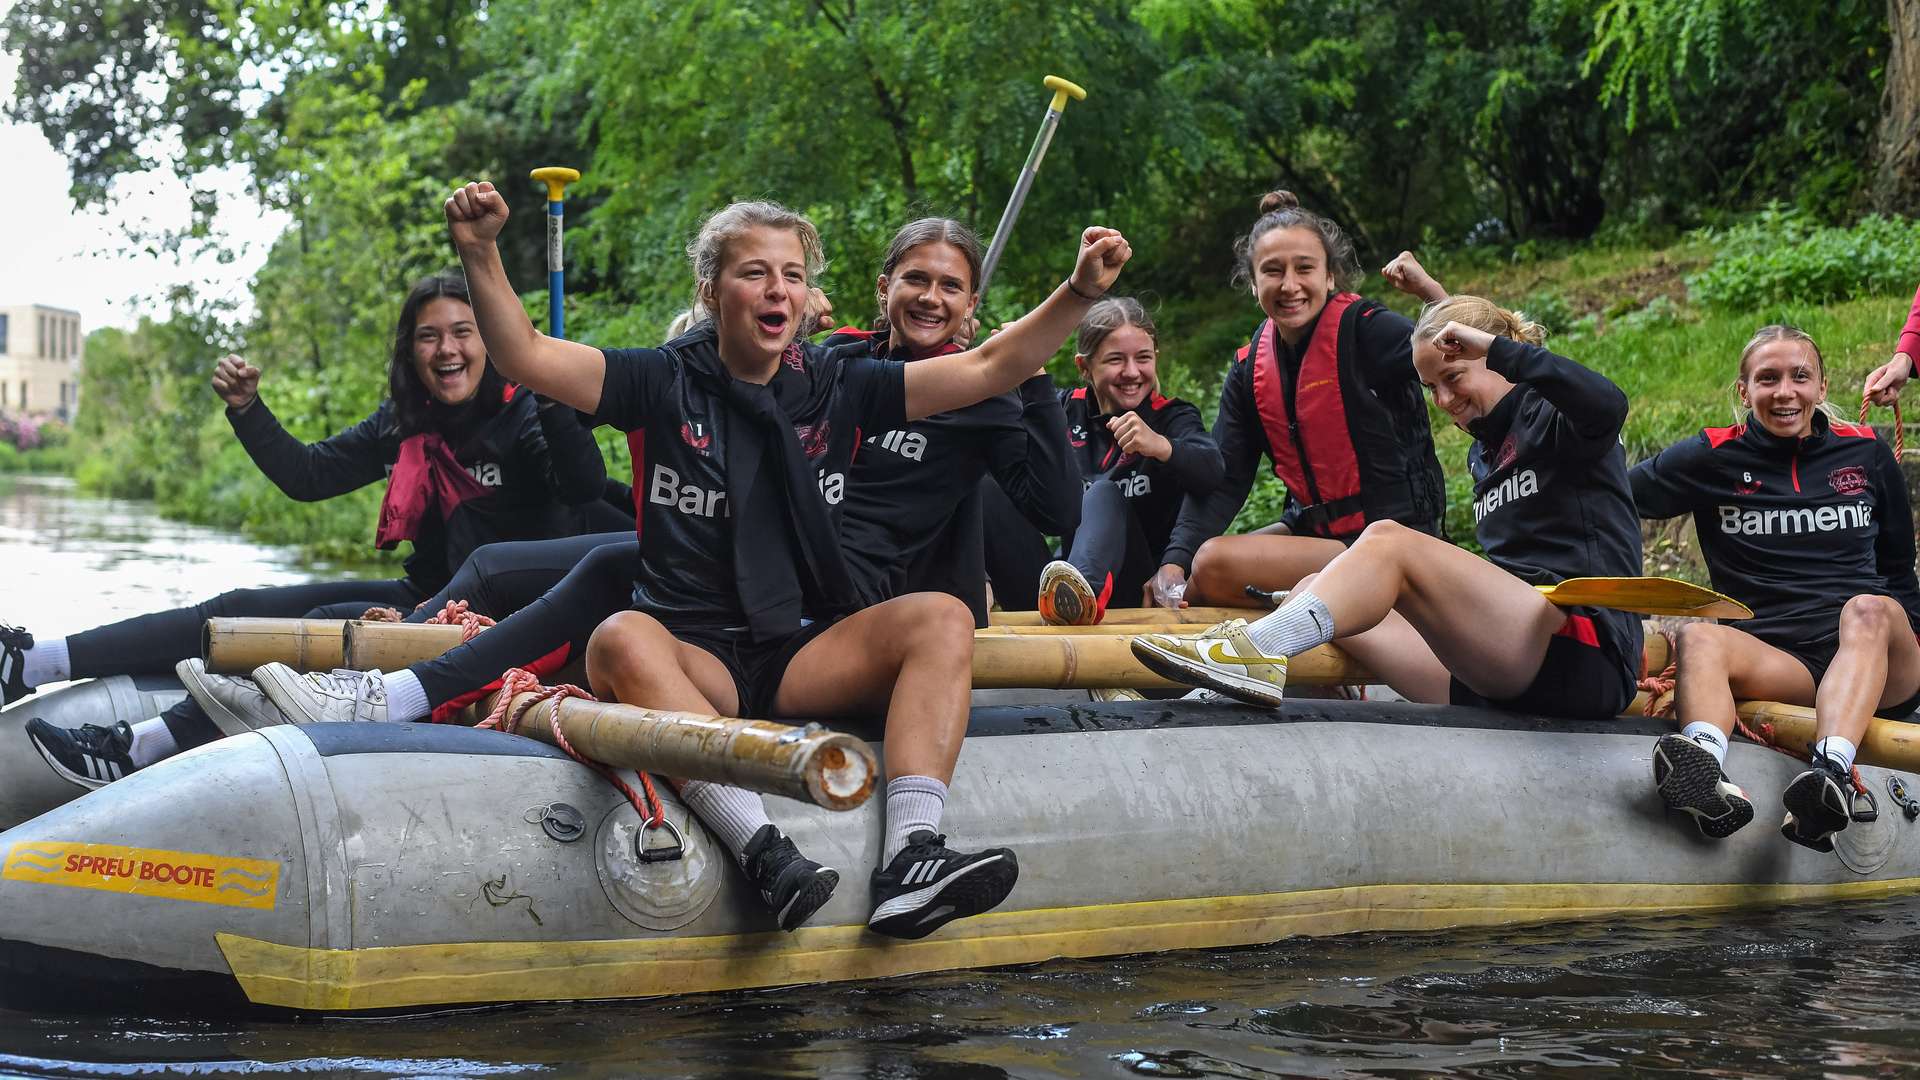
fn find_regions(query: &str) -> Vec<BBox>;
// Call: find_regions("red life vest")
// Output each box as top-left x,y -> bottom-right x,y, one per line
1245,292 -> 1367,537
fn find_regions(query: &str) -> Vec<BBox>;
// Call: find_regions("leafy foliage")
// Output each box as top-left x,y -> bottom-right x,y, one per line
1687,208 -> 1920,310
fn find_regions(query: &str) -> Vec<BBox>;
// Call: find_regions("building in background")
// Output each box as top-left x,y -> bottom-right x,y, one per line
0,304 -> 82,420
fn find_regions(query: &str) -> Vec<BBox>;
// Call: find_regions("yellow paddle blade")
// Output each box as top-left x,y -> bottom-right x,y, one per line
1536,577 -> 1752,620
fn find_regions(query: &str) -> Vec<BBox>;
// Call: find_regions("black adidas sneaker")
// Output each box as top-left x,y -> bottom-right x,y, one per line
27,718 -> 136,790
1652,733 -> 1753,839
0,624 -> 34,706
741,824 -> 839,931
1781,752 -> 1853,853
868,831 -> 1018,940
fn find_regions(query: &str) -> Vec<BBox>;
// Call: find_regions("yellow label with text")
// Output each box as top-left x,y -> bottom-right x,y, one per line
3,841 -> 279,910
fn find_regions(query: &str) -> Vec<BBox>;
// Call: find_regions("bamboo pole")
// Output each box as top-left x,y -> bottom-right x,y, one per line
204,618 -> 347,675
346,622 -> 466,671
1626,693 -> 1920,774
990,607 -> 1248,627
487,690 -> 876,810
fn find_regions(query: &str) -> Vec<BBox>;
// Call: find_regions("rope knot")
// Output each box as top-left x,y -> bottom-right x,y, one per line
479,667 -> 665,827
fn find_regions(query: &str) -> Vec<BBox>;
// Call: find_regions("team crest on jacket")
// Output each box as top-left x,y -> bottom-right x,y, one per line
1828,466 -> 1868,496
795,421 -> 831,460
1494,435 -> 1519,471
1733,471 -> 1762,495
679,421 -> 712,456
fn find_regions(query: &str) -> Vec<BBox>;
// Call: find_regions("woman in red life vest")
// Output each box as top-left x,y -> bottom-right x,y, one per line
1636,326 -> 1920,849
1150,191 -> 1449,610
10,275 -> 614,786
1027,298 -> 1224,624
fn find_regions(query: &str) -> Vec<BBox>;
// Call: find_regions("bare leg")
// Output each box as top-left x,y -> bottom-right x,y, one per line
1291,521 -> 1567,701
1814,594 -> 1920,745
1188,533 -> 1346,607
773,593 -> 975,783
585,610 -> 740,716
1284,570 -> 1452,703
1671,622 -> 1818,742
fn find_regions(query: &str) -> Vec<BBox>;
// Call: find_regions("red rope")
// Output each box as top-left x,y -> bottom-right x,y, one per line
1861,392 -> 1906,458
480,667 -> 665,827
422,599 -> 496,642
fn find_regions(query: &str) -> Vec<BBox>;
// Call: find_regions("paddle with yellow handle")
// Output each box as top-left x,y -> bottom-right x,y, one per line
977,75 -> 1088,297
1536,577 -> 1752,620
530,166 -> 582,339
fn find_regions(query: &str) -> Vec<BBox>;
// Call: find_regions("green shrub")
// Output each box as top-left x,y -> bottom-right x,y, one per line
1688,206 -> 1920,310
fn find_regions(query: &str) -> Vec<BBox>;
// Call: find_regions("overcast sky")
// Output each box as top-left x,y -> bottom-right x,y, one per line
0,18 -> 287,333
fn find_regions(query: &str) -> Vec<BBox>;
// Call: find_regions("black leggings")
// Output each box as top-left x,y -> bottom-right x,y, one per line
71,578 -> 429,679
407,538 -> 638,708
981,477 -> 1154,614
160,535 -> 638,751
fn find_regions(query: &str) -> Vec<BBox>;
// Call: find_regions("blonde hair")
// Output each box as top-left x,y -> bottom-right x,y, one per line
686,200 -> 826,325
1732,323 -> 1842,423
1074,296 -> 1161,402
1411,294 -> 1547,347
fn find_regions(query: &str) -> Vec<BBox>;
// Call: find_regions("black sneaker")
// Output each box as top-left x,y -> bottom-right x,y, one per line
1652,733 -> 1753,839
1781,752 -> 1853,853
741,824 -> 839,931
868,831 -> 1018,940
27,718 -> 135,790
0,624 -> 34,706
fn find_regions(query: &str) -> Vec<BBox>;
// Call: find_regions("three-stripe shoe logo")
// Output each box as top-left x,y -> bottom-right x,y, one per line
78,753 -> 124,783
900,858 -> 947,886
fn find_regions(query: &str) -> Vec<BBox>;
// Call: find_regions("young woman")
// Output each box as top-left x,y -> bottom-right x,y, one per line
1634,326 -> 1920,848
12,275 -> 614,786
1153,192 -> 1449,610
830,218 -> 1082,622
998,298 -> 1224,624
443,181 -> 1130,938
247,217 -> 1082,736
1132,296 -> 1645,729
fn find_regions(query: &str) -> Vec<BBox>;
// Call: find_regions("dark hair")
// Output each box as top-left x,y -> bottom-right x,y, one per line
874,217 -> 984,331
1075,296 -> 1157,360
388,274 -> 505,436
1231,190 -> 1361,292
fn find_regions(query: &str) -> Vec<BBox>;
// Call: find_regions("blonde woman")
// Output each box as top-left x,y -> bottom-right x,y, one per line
1634,326 -> 1920,847
1132,295 -> 1644,724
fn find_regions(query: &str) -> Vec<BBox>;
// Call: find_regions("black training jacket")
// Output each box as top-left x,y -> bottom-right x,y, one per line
1163,300 -> 1443,571
830,329 -> 1082,625
1630,411 -> 1920,653
227,388 -> 607,592
1061,386 -> 1224,568
1465,338 -> 1645,674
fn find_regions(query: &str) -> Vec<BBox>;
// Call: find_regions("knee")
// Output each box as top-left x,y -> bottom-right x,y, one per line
894,594 -> 976,657
1353,519 -> 1410,549
1674,622 -> 1730,669
1839,594 -> 1902,641
585,610 -> 671,684
1190,537 -> 1232,588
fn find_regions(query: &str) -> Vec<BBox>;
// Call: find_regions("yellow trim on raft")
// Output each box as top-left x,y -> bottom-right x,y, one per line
219,876 -> 1920,1011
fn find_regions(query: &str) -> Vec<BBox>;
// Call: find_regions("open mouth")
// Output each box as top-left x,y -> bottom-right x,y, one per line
432,362 -> 469,381
1273,298 -> 1308,319
905,309 -> 947,331
757,312 -> 789,335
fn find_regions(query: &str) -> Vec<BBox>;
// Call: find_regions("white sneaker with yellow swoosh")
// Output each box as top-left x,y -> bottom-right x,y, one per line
1128,619 -> 1288,708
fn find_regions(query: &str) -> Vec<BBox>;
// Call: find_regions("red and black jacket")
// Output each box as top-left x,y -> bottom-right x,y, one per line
1061,386 -> 1224,567
1164,295 -> 1444,570
1631,411 -> 1920,655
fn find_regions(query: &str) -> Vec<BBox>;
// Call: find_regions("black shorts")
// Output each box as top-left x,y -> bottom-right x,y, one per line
674,620 -> 836,719
1450,612 -> 1635,721
1786,634 -> 1920,720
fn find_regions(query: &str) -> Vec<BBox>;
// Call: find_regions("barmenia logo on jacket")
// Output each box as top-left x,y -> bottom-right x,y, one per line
1718,502 -> 1872,535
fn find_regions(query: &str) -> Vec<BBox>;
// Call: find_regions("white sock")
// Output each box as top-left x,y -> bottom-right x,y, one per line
126,717 -> 180,768
1245,591 -> 1336,658
679,781 -> 773,865
21,637 -> 70,688
1815,736 -> 1858,772
384,669 -> 430,723
1682,721 -> 1729,765
883,775 -> 948,863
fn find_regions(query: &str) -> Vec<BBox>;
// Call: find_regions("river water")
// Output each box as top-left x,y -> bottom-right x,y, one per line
1,473 -> 1919,1077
